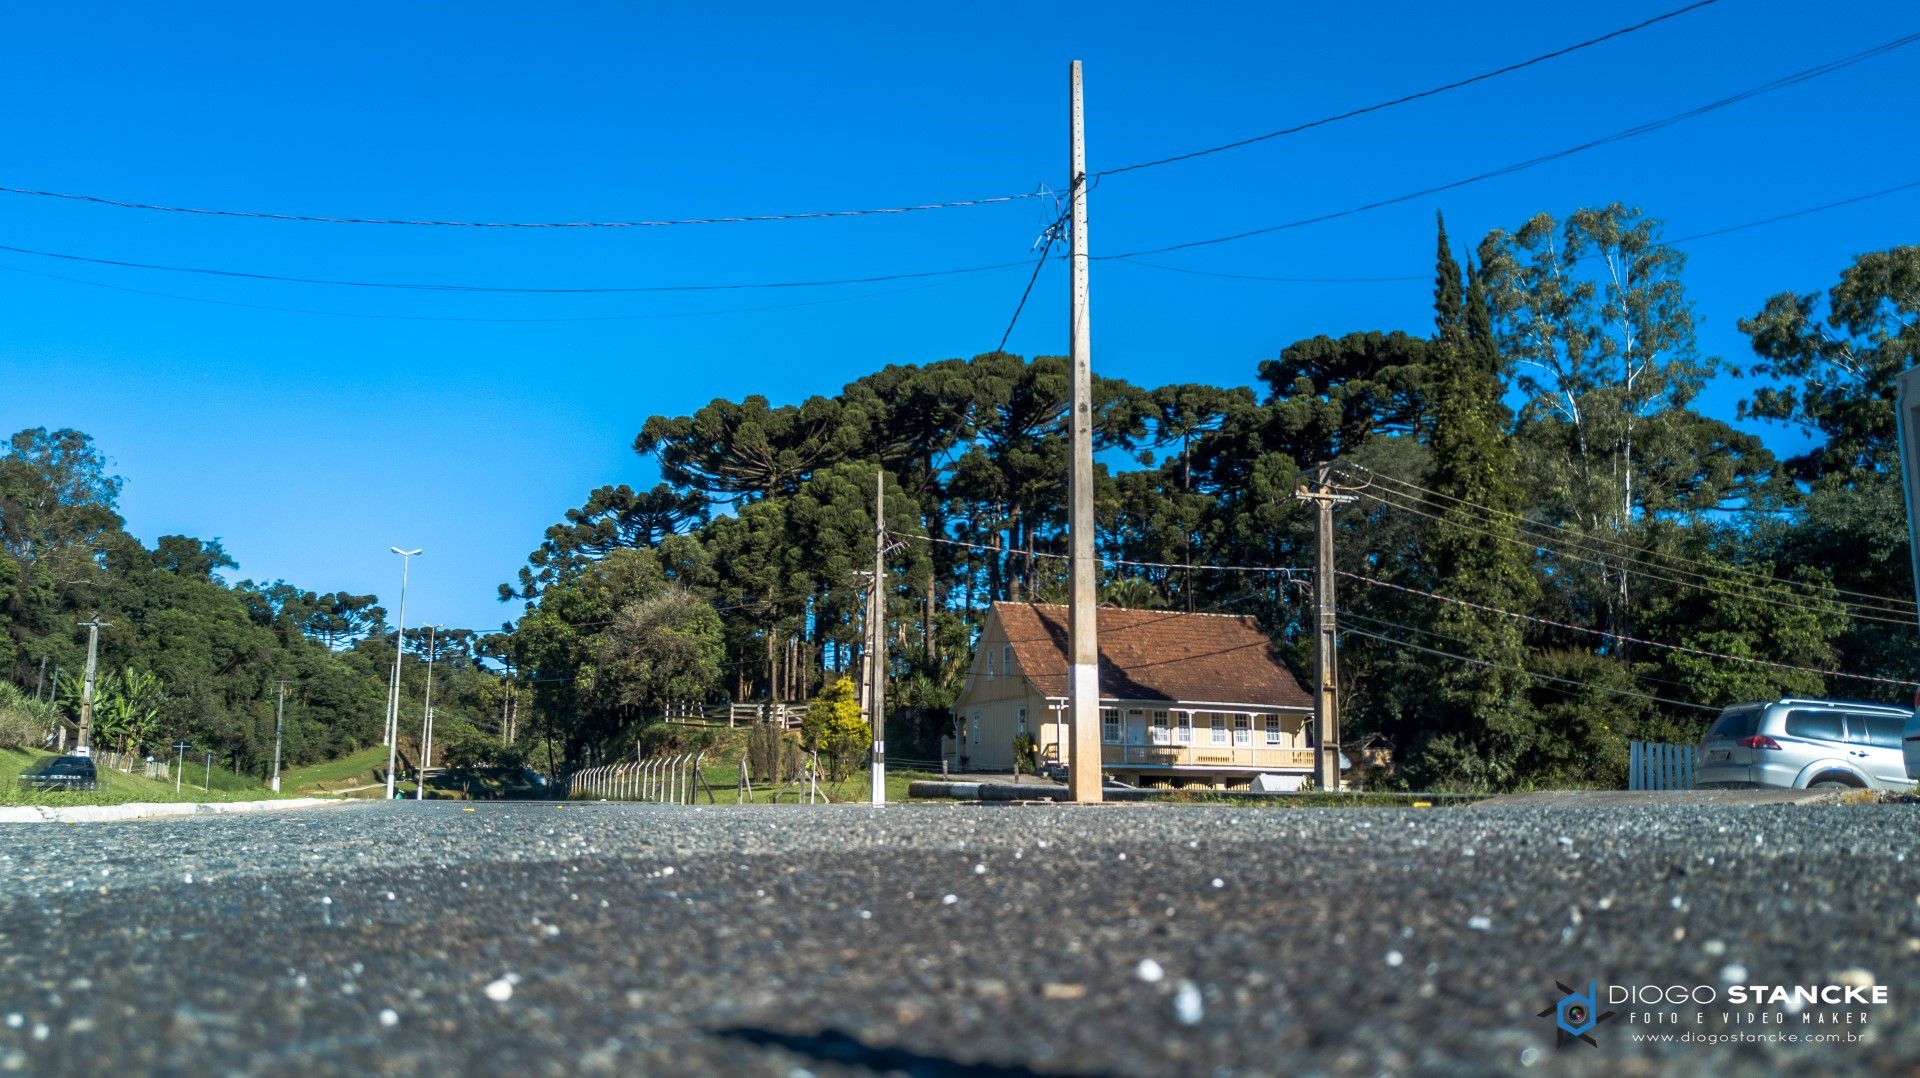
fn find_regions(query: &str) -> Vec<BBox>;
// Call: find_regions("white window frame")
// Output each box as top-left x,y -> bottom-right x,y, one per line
1174,711 -> 1192,745
1017,706 -> 1027,734
1210,713 -> 1228,746
1150,710 -> 1170,746
986,650 -> 996,678
1003,645 -> 1014,676
1264,715 -> 1282,746
1101,707 -> 1121,744
1233,713 -> 1251,747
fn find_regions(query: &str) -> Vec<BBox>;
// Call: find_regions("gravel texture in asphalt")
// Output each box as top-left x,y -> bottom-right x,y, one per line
1,800 -> 1916,1075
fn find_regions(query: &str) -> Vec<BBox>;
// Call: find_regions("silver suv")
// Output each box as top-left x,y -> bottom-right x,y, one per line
1696,698 -> 1914,792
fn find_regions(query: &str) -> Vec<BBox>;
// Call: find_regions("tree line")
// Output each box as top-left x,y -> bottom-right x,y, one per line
498,204 -> 1920,790
0,432 -> 507,777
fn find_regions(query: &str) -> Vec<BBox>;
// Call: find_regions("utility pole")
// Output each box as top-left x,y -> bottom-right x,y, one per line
870,472 -> 887,806
270,679 -> 288,793
74,615 -> 108,758
416,625 -> 440,801
1295,463 -> 1353,791
383,547 -> 422,800
1065,60 -> 1102,804
203,751 -> 213,792
174,740 -> 189,794
35,656 -> 47,701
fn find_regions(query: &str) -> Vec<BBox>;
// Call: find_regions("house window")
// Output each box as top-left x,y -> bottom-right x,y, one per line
1303,721 -> 1314,748
986,650 -> 996,678
1264,715 -> 1282,746
1174,712 -> 1192,745
1210,713 -> 1228,746
1004,645 -> 1014,676
1017,706 -> 1027,733
1151,710 -> 1170,745
1233,714 -> 1251,746
1102,708 -> 1120,744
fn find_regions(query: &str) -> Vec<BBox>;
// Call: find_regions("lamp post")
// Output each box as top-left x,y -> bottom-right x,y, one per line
383,547 -> 422,800
414,625 -> 440,801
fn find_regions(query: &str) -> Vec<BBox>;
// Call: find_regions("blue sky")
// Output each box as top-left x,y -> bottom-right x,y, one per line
1,1 -> 1913,634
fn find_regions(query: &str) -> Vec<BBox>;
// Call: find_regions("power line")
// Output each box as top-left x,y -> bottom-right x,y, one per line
1342,609 -> 1709,694
1342,626 -> 1720,712
1337,568 -> 1920,687
1097,0 -> 1724,177
1097,33 -> 1920,260
1339,484 -> 1916,627
0,240 -> 1034,294
0,184 -> 1043,228
1340,463 -> 1918,611
0,262 -> 975,324
1114,177 -> 1920,284
998,205 -> 1071,351
911,532 -> 1308,576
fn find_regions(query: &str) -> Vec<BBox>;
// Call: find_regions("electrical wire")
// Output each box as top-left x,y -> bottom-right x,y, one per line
0,262 -> 978,324
1337,568 -> 1920,687
1112,177 -> 1920,284
1097,33 -> 1920,260
1339,463 -> 1918,611
1342,626 -> 1720,711
1339,484 -> 1916,627
0,184 -> 1043,228
0,240 -> 1034,294
1097,0 -> 1724,176
911,532 -> 1308,576
998,204 -> 1072,351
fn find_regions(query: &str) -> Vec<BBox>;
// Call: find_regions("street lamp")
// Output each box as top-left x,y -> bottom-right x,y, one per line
383,547 -> 422,800
414,625 -> 440,801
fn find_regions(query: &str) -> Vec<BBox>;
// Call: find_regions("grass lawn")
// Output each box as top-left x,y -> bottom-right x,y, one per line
280,745 -> 391,795
672,761 -> 940,805
0,747 -> 284,807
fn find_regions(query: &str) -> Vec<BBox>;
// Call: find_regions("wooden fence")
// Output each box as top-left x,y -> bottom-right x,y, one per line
1628,741 -> 1695,791
661,701 -> 803,730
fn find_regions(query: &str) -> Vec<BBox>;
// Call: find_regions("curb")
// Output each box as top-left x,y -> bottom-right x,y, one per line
0,797 -> 347,824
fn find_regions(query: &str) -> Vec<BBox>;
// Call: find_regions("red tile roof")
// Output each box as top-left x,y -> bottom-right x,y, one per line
991,602 -> 1311,709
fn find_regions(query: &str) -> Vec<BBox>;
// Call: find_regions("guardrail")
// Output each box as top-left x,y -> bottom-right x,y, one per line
563,752 -> 709,803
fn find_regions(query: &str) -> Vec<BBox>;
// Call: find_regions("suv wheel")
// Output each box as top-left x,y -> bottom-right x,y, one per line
1808,776 -> 1862,790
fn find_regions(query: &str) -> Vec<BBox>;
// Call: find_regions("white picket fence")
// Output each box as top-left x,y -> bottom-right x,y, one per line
661,701 -> 803,730
1628,741 -> 1695,791
565,752 -> 707,803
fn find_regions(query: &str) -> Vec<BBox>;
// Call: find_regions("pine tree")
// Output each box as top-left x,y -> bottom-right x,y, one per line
1414,214 -> 1540,788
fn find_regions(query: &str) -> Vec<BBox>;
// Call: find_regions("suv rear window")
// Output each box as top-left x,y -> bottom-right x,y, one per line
1848,713 -> 1907,750
1784,709 -> 1845,743
1707,706 -> 1761,740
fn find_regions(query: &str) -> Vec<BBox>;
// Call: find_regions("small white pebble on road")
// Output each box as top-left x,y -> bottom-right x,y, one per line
1703,940 -> 1726,957
1385,950 -> 1404,968
1210,878 -> 1224,889
1836,968 -> 1875,989
859,910 -> 871,920
1135,958 -> 1165,984
1467,916 -> 1492,932
1719,963 -> 1748,985
661,866 -> 675,876
378,1009 -> 398,1027
942,894 -> 958,906
974,863 -> 987,874
1556,836 -> 1572,848
484,977 -> 515,1003
182,873 -> 193,884
4,1014 -> 19,1029
1173,981 -> 1204,1026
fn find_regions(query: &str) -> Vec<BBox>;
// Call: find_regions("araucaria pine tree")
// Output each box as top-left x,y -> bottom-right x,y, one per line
1414,213 -> 1539,788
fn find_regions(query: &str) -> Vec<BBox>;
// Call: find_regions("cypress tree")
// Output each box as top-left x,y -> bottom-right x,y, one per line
1415,213 -> 1539,788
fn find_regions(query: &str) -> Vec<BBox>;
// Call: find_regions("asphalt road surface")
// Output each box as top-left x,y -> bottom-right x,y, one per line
1,799 -> 1917,1075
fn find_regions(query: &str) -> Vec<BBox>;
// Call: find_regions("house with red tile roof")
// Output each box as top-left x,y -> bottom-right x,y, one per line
951,601 -> 1317,790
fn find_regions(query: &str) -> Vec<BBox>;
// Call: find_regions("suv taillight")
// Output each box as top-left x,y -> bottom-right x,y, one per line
1737,735 -> 1781,751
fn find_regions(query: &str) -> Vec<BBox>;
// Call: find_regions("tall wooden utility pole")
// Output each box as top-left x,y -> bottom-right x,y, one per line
1295,464 -> 1352,790
869,471 -> 888,805
74,614 -> 108,757
1066,60 -> 1102,804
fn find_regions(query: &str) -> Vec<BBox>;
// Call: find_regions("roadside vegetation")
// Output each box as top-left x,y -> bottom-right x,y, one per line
0,746 -> 280,807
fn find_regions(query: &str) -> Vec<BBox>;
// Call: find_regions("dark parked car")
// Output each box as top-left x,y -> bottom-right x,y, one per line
18,755 -> 99,792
